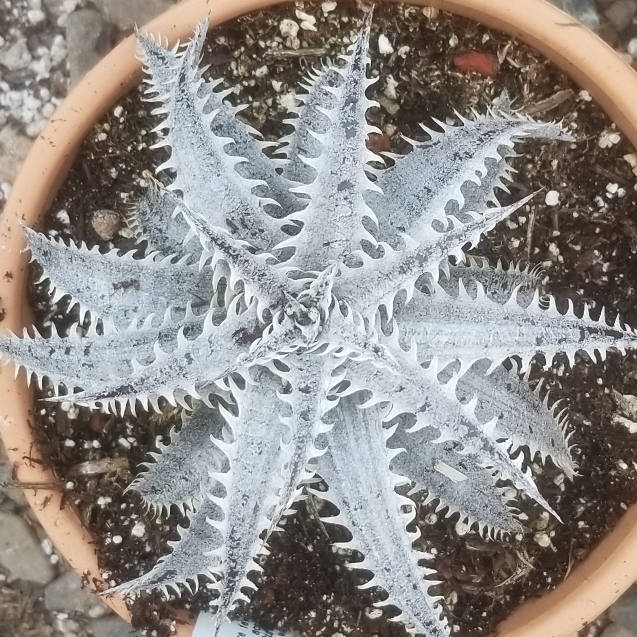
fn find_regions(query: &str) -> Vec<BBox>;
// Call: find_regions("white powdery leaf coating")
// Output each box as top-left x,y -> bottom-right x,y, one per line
278,64 -> 340,186
0,306 -> 227,394
343,355 -> 557,517
159,44 -> 284,252
109,496 -> 224,598
325,304 -> 554,515
389,421 -> 524,537
128,181 -> 198,258
56,301 -> 263,414
336,195 -> 532,315
128,401 -> 227,515
441,152 -> 514,221
139,20 -> 303,218
397,283 -> 637,373
315,399 -> 449,637
438,256 -> 541,306
268,352 -> 337,536
207,374 -> 288,624
137,31 -> 183,98
173,196 -> 288,313
25,228 -> 212,328
454,360 -> 576,478
206,89 -> 305,218
366,114 -> 571,247
277,14 -> 381,270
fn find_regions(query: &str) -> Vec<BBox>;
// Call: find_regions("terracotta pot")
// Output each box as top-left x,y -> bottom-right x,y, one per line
1,0 -> 637,635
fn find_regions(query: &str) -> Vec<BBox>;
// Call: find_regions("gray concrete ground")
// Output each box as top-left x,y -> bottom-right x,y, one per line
2,1 -> 637,636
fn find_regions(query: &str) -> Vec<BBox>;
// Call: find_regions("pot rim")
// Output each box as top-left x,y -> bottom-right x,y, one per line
1,1 -> 637,635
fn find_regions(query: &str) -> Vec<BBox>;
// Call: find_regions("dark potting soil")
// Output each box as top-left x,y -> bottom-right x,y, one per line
24,2 -> 637,637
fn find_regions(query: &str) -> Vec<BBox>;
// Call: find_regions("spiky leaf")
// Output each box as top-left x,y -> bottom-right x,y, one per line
389,420 -> 524,537
314,399 -> 449,637
26,228 -> 212,326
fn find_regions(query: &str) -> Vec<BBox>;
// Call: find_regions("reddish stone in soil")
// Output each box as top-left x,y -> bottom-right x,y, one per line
89,412 -> 106,433
366,132 -> 391,152
453,50 -> 500,77
261,587 -> 275,605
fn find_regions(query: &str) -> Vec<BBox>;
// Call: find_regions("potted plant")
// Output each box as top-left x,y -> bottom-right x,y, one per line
2,1 -> 637,636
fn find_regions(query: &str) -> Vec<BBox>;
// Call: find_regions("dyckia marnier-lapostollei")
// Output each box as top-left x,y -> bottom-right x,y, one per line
1,12 -> 635,637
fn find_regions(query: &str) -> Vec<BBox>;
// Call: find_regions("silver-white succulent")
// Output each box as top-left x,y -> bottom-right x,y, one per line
2,14 -> 636,636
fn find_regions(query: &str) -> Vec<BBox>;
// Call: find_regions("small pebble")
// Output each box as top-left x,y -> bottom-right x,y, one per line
534,531 -> 551,547
295,9 -> 317,31
455,521 -> 469,536
55,209 -> 70,224
88,605 -> 108,619
453,50 -> 500,77
545,190 -> 560,206
118,437 -> 131,450
377,34 -> 394,55
279,19 -> 299,39
424,512 -> 438,525
384,75 -> 398,100
27,9 -> 46,24
90,209 -> 120,241
42,102 -> 56,119
111,535 -> 122,545
279,92 -> 298,111
446,591 -> 459,605
377,94 -> 399,115
131,521 -> 146,538
598,130 -> 621,148
534,512 -> 550,531
623,152 -> 637,173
